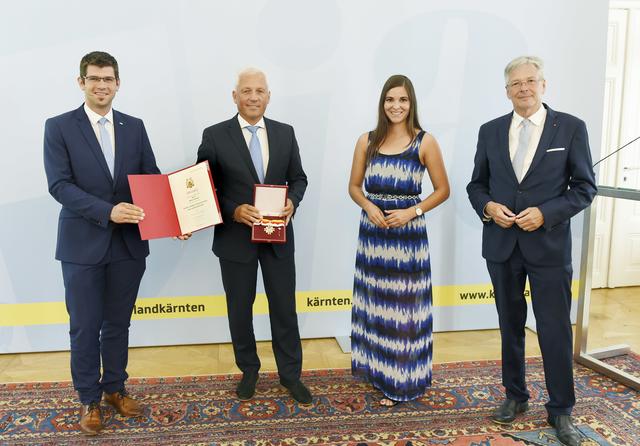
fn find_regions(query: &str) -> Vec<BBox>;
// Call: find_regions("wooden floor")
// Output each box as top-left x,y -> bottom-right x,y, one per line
0,287 -> 637,382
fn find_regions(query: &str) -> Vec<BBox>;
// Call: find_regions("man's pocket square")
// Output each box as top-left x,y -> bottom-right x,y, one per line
546,147 -> 565,152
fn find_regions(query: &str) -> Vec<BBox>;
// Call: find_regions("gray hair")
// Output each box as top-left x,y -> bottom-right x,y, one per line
504,56 -> 545,85
235,67 -> 269,91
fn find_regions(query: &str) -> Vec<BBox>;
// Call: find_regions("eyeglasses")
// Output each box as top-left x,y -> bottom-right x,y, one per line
507,78 -> 542,90
83,75 -> 117,84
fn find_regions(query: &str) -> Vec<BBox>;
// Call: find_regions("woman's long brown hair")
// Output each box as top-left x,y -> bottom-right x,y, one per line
366,75 -> 422,165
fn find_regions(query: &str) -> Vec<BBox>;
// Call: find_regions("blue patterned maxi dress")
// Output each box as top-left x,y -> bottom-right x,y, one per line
351,131 -> 433,401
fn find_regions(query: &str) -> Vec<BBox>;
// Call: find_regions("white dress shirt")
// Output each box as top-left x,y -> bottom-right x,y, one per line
237,114 -> 269,174
84,103 -> 115,156
509,105 -> 547,181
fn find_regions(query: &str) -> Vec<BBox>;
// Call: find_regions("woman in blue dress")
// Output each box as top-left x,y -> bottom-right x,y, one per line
348,75 -> 450,406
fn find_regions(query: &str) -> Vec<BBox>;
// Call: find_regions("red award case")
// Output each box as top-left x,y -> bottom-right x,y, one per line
251,184 -> 288,243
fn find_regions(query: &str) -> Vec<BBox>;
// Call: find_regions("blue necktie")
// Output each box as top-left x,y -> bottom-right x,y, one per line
512,118 -> 531,182
98,117 -> 114,178
246,125 -> 264,183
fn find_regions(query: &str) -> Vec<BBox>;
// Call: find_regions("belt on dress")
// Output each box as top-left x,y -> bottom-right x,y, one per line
367,193 -> 420,200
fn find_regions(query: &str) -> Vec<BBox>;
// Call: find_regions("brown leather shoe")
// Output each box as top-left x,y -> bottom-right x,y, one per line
79,402 -> 103,435
104,390 -> 143,417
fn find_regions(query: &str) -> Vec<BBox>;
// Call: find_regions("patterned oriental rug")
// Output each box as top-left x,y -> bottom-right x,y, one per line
0,355 -> 638,445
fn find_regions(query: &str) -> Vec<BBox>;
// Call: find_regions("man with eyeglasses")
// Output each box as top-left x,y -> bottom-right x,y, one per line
44,51 -> 160,435
467,56 -> 597,446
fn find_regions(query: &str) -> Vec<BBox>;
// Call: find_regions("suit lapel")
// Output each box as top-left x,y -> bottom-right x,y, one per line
497,113 -> 518,184
521,105 -> 559,183
112,110 -> 126,186
227,116 -> 260,183
74,106 -> 113,184
263,117 -> 276,183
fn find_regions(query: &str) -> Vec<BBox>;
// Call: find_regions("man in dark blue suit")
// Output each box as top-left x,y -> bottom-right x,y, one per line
44,51 -> 160,435
467,56 -> 597,446
196,68 -> 311,405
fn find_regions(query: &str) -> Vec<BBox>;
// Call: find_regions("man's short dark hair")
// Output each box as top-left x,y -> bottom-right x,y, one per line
80,51 -> 119,80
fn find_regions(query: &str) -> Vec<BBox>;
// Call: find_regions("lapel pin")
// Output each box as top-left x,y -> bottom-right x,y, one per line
119,122 -> 124,125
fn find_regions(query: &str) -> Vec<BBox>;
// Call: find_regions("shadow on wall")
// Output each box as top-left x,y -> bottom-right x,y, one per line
373,9 -> 527,285
0,196 -> 62,303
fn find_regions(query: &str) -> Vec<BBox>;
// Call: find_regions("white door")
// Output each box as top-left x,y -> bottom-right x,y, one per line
607,9 -> 640,288
592,8 -> 627,288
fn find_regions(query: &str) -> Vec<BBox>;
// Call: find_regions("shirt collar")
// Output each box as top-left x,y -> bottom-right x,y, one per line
512,104 -> 546,127
237,114 -> 265,130
84,103 -> 113,125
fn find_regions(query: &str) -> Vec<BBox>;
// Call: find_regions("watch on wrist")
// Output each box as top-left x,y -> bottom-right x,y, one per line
415,206 -> 423,216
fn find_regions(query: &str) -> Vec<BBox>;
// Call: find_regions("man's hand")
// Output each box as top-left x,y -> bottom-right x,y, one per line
485,201 -> 516,228
173,233 -> 192,241
283,198 -> 294,225
384,208 -> 414,228
110,203 -> 145,224
515,207 -> 544,232
233,204 -> 262,227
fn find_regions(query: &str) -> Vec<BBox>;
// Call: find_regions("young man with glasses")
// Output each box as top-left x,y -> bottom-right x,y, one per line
44,51 -> 160,435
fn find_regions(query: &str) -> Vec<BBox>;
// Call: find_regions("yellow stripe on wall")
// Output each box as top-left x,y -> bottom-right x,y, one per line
0,281 -> 579,327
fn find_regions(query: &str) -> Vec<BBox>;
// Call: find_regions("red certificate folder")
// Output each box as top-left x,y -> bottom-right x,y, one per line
252,184 -> 288,243
128,161 -> 222,240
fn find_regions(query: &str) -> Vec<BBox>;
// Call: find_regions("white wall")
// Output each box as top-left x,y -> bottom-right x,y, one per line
0,0 -> 609,352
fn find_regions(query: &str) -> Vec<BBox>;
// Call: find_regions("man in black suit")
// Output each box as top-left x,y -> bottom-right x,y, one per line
197,68 -> 311,404
467,56 -> 597,446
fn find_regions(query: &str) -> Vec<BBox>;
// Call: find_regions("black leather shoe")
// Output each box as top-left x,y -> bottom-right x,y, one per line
490,399 -> 528,424
236,372 -> 258,400
547,414 -> 584,446
281,379 -> 313,405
